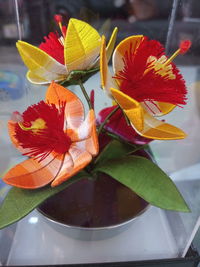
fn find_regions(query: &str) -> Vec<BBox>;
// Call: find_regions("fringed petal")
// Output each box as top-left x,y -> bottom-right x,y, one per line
45,82 -> 84,129
64,18 -> 101,73
3,154 -> 64,189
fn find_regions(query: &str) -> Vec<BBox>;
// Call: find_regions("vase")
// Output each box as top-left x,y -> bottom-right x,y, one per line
37,150 -> 151,240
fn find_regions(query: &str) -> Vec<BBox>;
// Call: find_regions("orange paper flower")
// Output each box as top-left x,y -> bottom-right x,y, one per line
3,82 -> 99,188
100,35 -> 191,140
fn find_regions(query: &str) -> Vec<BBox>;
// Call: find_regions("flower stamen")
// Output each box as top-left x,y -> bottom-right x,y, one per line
164,40 -> 191,65
18,118 -> 46,133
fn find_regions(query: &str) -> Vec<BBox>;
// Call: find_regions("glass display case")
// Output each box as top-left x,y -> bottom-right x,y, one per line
0,0 -> 200,266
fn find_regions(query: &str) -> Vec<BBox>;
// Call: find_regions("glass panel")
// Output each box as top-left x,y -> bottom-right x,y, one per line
0,0 -> 200,265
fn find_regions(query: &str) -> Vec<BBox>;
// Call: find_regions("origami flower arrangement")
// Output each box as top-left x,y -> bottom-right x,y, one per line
0,16 -> 191,229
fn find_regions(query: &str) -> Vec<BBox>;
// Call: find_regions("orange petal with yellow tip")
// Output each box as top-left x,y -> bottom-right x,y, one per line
100,36 -> 119,96
45,82 -> 84,129
110,88 -> 144,132
3,154 -> 64,189
51,147 -> 92,187
112,35 -> 144,75
134,111 -> 187,140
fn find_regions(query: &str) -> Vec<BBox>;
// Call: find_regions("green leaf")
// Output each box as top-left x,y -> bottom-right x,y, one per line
94,156 -> 190,212
0,171 -> 87,229
94,139 -> 136,166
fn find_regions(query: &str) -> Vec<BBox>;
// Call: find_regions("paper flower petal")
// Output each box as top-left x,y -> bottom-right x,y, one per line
8,121 -> 32,154
74,110 -> 95,140
64,18 -> 101,73
100,36 -> 119,96
75,110 -> 99,156
27,71 -> 58,85
92,27 -> 118,68
45,82 -> 84,129
97,106 -> 151,145
51,146 -> 92,187
3,154 -> 64,189
112,35 -> 144,75
50,153 -> 74,187
137,111 -> 187,140
141,101 -> 176,117
106,27 -> 118,63
110,88 -> 144,132
111,88 -> 186,140
16,41 -> 67,82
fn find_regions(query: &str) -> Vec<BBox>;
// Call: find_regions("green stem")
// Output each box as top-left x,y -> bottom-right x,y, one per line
79,80 -> 92,110
98,106 -> 120,135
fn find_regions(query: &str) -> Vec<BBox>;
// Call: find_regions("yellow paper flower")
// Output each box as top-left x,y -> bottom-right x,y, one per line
16,16 -> 118,85
100,35 -> 191,140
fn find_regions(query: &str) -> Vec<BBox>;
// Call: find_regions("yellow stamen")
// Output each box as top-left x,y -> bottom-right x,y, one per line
164,48 -> 181,65
58,22 -> 63,32
18,118 -> 46,133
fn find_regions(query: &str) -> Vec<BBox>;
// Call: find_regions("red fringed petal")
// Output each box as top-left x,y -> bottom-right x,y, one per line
39,32 -> 64,65
115,37 -> 187,106
15,101 -> 71,160
97,106 -> 151,145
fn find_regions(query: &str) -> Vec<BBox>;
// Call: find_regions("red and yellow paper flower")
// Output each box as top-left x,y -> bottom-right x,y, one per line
3,82 -> 99,188
16,16 -> 117,84
100,35 -> 191,140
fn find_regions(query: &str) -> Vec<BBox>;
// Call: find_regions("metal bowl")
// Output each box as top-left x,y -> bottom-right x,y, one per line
37,172 -> 150,240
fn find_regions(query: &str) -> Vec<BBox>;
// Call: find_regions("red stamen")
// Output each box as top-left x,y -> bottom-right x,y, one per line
15,101 -> 72,161
54,14 -> 63,24
179,40 -> 191,54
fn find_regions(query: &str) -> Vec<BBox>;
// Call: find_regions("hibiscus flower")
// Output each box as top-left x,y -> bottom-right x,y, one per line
16,15 -> 117,85
3,82 -> 99,188
100,35 -> 191,140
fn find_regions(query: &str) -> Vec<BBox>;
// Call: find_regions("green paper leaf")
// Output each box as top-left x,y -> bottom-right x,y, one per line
0,171 -> 87,229
94,139 -> 137,166
94,156 -> 190,212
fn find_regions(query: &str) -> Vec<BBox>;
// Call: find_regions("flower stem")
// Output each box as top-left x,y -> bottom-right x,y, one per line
98,106 -> 120,135
79,80 -> 92,110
